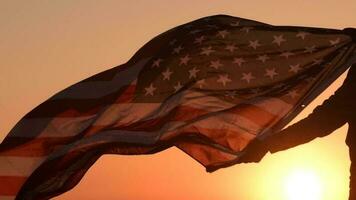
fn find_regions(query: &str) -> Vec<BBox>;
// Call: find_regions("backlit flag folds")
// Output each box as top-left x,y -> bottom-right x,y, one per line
1,15 -> 356,199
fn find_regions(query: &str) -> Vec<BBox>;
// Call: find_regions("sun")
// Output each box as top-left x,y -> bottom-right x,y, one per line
284,169 -> 323,200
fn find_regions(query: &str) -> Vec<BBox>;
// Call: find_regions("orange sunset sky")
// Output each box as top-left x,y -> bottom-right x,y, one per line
1,1 -> 356,199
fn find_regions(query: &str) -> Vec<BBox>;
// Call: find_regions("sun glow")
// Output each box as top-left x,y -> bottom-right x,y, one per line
284,169 -> 323,200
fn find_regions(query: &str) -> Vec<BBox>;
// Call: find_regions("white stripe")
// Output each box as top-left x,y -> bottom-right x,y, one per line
104,89 -> 236,125
40,115 -> 96,138
8,115 -> 96,138
0,196 -> 15,200
94,103 -> 161,126
180,112 -> 262,135
87,112 -> 262,147
0,156 -> 45,176
52,58 -> 150,99
9,90 -> 247,138
129,89 -> 236,122
180,89 -> 236,111
95,89 -> 236,126
249,97 -> 293,116
9,92 -> 283,139
9,103 -> 161,138
8,79 -> 139,138
47,111 -> 261,159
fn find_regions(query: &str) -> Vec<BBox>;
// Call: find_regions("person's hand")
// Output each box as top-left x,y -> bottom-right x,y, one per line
238,138 -> 269,163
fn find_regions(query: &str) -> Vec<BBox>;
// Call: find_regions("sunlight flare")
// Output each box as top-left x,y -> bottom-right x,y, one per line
284,169 -> 323,200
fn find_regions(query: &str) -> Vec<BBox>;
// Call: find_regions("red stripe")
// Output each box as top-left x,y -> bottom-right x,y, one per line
109,103 -> 275,132
176,141 -> 237,166
179,126 -> 255,152
0,176 -> 27,195
110,105 -> 209,131
229,103 -> 279,127
0,137 -> 71,157
53,107 -> 101,118
115,84 -> 137,103
0,103 -> 278,157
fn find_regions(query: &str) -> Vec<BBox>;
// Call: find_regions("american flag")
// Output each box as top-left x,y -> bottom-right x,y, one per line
1,15 -> 356,199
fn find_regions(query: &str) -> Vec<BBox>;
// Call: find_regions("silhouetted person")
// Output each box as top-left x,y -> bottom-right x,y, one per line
240,64 -> 356,200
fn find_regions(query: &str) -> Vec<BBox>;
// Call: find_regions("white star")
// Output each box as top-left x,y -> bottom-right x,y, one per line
233,57 -> 246,66
225,44 -> 237,52
173,82 -> 183,92
289,64 -> 302,73
196,79 -> 206,88
152,58 -> 163,68
249,40 -> 261,49
296,31 -> 309,40
313,58 -> 323,65
265,68 -> 278,79
217,74 -> 232,86
230,21 -> 240,27
172,45 -> 183,54
189,67 -> 200,79
210,60 -> 223,69
304,46 -> 316,53
287,90 -> 299,99
272,35 -> 286,46
241,72 -> 255,83
257,54 -> 269,63
200,46 -> 215,56
179,55 -> 191,65
225,90 -> 237,98
144,83 -> 156,96
329,38 -> 340,46
217,30 -> 229,38
162,68 -> 173,80
241,27 -> 252,33
194,36 -> 205,45
280,51 -> 294,59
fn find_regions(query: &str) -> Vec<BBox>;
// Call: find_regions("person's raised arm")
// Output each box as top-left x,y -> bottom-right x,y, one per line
266,67 -> 355,153
239,66 -> 355,163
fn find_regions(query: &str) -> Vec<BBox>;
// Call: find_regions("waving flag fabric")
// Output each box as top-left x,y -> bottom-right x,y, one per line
1,14 -> 356,199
